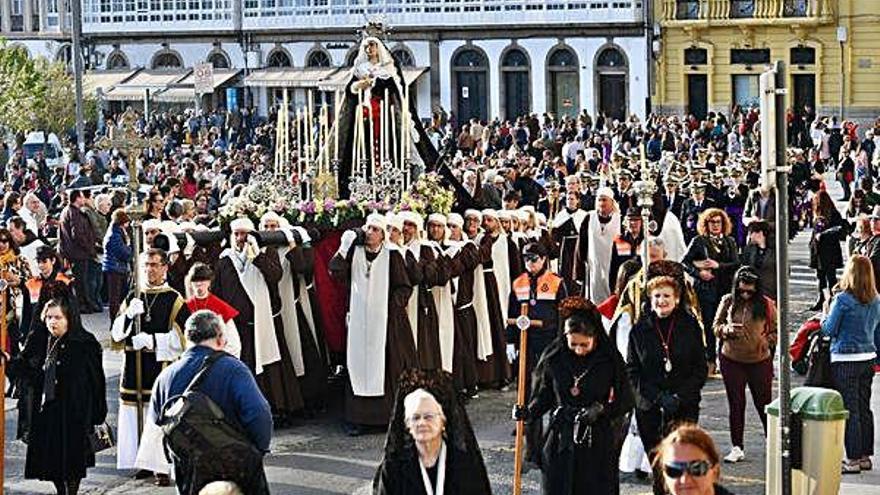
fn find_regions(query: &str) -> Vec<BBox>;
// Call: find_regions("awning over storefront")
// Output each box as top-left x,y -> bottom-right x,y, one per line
82,69 -> 139,97
103,70 -> 190,101
154,69 -> 242,102
244,67 -> 341,88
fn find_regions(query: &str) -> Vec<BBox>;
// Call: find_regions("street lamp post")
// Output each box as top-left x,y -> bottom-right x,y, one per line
71,0 -> 86,152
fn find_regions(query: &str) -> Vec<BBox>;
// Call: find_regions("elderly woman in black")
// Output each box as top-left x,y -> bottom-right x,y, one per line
2,284 -> 107,495
626,276 -> 707,495
374,370 -> 491,495
682,208 -> 740,375
513,297 -> 634,495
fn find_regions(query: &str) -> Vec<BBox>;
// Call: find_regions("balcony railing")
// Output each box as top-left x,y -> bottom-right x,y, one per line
82,0 -> 644,33
82,0 -> 233,32
664,0 -> 832,23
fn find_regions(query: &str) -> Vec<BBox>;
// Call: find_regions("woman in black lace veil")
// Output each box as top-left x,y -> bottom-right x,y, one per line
373,368 -> 491,495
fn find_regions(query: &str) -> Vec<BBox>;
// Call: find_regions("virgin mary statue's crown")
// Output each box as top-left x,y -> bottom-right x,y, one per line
358,17 -> 390,41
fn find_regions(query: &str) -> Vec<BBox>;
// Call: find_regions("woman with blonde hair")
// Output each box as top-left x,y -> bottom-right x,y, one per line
822,254 -> 880,473
682,208 -> 740,375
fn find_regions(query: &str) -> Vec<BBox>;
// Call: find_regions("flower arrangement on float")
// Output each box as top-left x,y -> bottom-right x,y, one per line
217,171 -> 455,230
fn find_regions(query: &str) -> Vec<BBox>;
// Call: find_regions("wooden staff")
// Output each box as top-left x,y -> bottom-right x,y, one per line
506,303 -> 543,495
0,277 -> 7,492
402,84 -> 410,188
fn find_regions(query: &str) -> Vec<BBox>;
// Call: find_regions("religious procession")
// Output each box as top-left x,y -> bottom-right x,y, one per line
2,9 -> 880,495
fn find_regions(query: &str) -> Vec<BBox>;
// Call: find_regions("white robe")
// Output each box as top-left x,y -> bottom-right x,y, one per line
657,211 -> 687,262
219,249 -> 281,375
490,233 -> 512,320
585,211 -> 620,304
346,244 -> 391,397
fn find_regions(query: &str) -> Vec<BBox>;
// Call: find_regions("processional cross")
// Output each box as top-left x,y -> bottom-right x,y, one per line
95,108 -> 163,437
506,303 -> 543,495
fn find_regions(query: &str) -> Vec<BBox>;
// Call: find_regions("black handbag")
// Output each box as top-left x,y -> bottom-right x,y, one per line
89,422 -> 116,453
804,334 -> 834,388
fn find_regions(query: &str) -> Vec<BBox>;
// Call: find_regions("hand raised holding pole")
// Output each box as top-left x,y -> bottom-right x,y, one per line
506,302 -> 543,495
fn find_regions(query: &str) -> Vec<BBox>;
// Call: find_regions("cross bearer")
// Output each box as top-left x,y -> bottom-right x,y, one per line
506,241 -> 569,466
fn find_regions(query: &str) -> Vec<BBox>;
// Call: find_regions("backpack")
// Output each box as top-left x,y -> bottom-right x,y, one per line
157,351 -> 265,494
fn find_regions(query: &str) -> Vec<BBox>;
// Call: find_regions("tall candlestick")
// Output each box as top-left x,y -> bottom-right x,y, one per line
334,90 -> 341,161
368,98 -> 376,181
380,100 -> 385,166
322,102 -> 329,174
357,89 -> 365,174
390,104 -> 398,169
296,107 -> 302,179
307,90 -> 315,165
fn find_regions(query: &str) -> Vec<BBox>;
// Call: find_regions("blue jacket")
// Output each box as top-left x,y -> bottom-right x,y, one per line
102,224 -> 132,274
821,291 -> 880,356
150,345 -> 273,452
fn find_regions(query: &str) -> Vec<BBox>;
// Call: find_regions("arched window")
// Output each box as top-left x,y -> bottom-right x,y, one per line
345,49 -> 359,67
451,47 -> 489,123
56,44 -> 72,65
267,49 -> 291,68
547,46 -> 579,118
208,52 -> 230,69
454,49 -> 487,68
596,48 -> 626,69
106,52 -> 129,70
392,49 -> 415,67
152,51 -> 183,69
501,47 -> 530,119
503,48 -> 528,67
548,47 -> 577,68
594,46 -> 629,121
306,50 -> 331,68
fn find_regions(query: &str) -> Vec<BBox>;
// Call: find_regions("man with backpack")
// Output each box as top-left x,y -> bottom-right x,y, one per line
149,310 -> 273,494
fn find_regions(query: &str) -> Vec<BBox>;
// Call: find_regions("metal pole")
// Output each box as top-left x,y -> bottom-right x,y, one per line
773,60 -> 792,495
71,0 -> 85,152
839,40 -> 845,120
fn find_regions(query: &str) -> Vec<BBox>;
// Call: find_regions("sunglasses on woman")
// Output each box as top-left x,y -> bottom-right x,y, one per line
663,459 -> 713,478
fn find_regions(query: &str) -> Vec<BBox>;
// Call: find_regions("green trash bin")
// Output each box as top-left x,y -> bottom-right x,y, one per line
766,386 -> 849,495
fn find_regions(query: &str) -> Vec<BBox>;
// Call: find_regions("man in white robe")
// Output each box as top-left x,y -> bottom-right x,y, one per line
574,187 -> 621,303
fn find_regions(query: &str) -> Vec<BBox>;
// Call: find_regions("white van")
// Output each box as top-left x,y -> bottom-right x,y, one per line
22,131 -> 68,168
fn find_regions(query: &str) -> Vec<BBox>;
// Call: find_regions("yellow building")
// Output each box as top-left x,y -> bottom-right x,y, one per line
653,0 -> 880,123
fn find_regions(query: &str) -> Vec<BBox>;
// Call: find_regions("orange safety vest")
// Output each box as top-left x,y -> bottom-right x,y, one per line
26,272 -> 72,304
512,270 -> 563,303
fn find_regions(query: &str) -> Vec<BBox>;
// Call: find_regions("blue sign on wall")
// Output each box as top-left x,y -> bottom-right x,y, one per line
226,88 -> 239,112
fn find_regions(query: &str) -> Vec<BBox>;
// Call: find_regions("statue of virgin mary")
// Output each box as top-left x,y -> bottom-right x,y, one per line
335,36 -> 439,198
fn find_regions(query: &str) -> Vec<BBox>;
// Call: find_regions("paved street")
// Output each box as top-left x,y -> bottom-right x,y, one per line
4,178 -> 880,495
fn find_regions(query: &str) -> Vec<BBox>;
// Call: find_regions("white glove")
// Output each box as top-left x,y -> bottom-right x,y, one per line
125,298 -> 145,319
506,343 -> 517,364
131,332 -> 154,351
339,230 -> 357,254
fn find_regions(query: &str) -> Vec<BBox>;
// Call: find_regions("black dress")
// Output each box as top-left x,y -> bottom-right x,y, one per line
7,323 -> 107,482
626,308 -> 707,495
373,369 -> 491,495
526,339 -> 634,495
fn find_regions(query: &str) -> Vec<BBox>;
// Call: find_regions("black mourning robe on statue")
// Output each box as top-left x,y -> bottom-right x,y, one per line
336,58 -> 439,198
